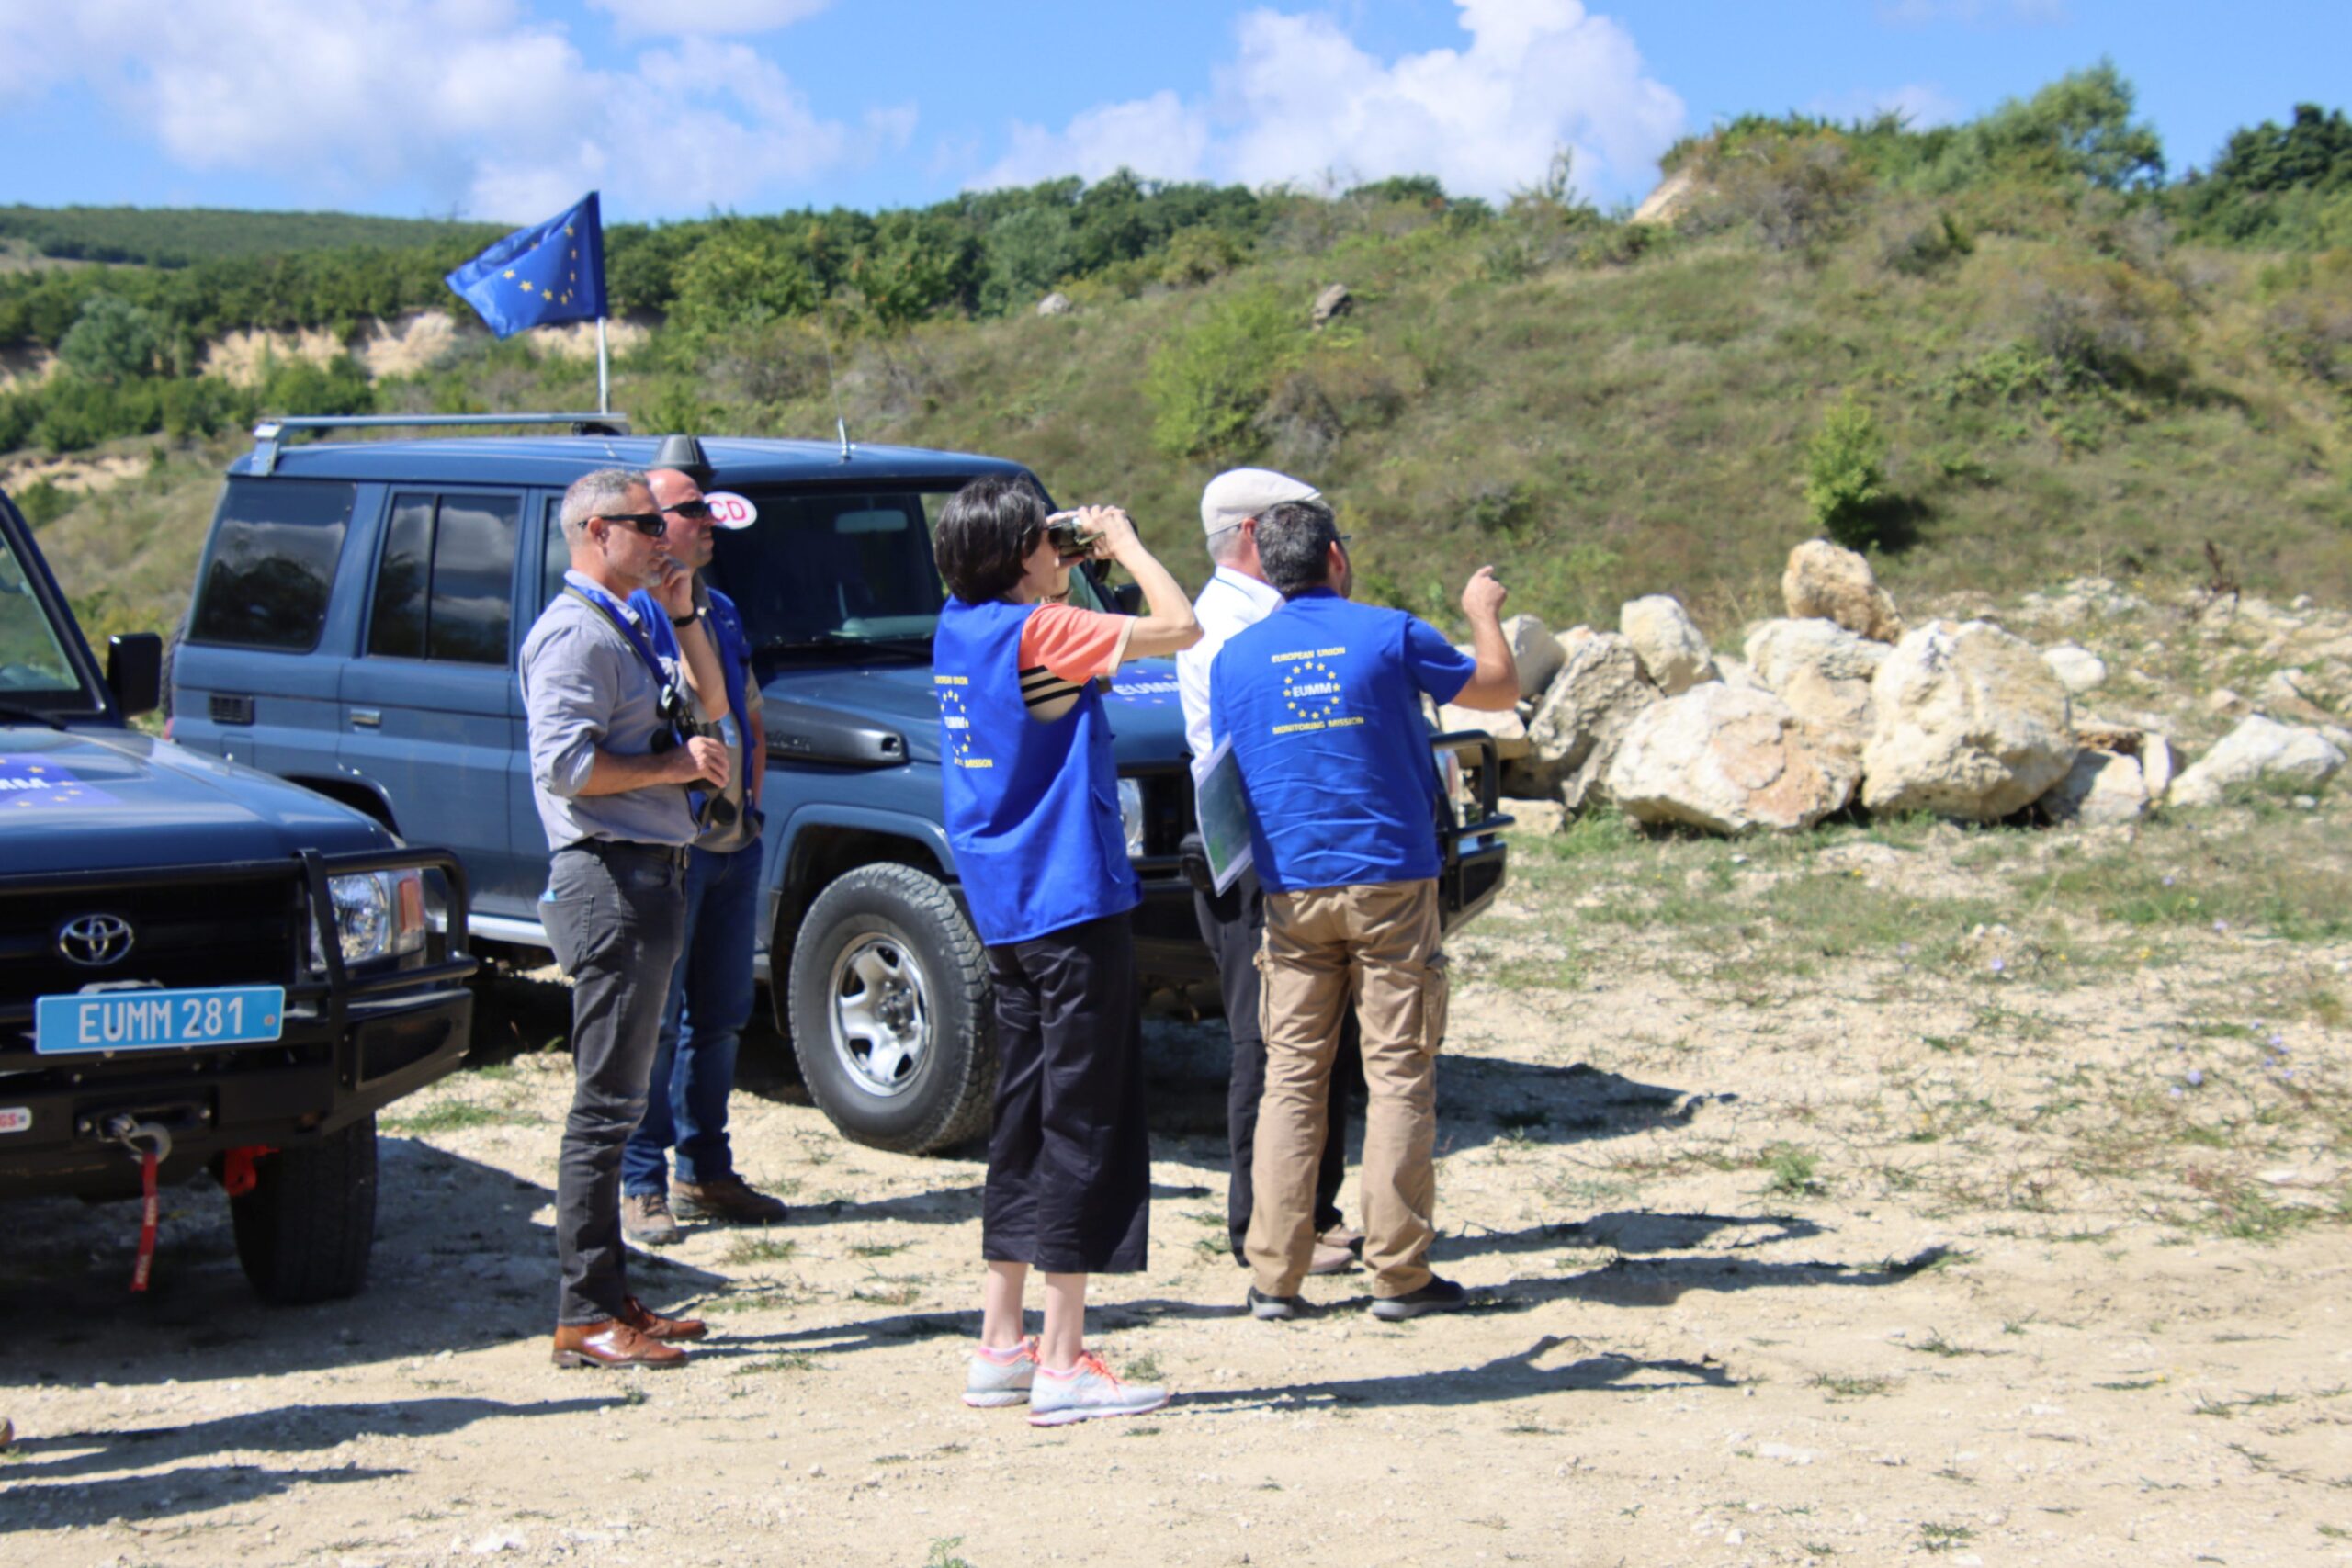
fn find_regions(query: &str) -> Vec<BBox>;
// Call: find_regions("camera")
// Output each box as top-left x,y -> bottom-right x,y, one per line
650,683 -> 739,833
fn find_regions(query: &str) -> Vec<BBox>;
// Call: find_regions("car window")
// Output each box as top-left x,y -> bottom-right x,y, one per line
363,491 -> 520,665
0,523 -> 80,695
708,488 -> 956,649
538,502 -> 568,615
187,478 -> 356,649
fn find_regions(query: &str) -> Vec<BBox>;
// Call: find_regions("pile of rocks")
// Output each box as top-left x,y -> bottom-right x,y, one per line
1443,540 -> 2348,837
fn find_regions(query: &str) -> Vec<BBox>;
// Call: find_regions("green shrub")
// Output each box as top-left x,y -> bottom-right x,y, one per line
1159,225 -> 1245,287
58,294 -> 163,383
1713,132 -> 1868,253
978,206 -> 1076,317
1803,394 -> 1891,549
1881,211 -> 1975,276
671,227 -> 823,333
1142,289 -> 1303,459
14,478 -> 73,526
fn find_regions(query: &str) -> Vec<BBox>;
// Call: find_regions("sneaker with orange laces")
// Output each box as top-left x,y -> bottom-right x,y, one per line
964,1337 -> 1039,1408
1026,1351 -> 1170,1427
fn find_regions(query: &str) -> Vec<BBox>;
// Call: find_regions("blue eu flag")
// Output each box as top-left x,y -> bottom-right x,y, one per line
445,192 -> 606,338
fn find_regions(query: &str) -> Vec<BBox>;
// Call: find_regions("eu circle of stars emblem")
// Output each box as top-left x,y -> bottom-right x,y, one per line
1281,659 -> 1343,724
937,685 -> 979,767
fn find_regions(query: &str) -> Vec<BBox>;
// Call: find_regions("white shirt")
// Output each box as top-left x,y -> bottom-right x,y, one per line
1177,565 -> 1286,782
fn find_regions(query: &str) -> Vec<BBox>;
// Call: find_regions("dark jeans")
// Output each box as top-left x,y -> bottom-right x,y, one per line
543,840 -> 687,1325
622,839 -> 762,1196
981,912 -> 1150,1275
1196,864 -> 1359,1264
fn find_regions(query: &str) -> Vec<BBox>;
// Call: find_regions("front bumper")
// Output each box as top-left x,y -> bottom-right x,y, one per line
0,848 -> 478,1200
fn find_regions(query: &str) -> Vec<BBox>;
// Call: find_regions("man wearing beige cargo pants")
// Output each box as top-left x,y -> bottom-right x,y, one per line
1207,497 -> 1518,1318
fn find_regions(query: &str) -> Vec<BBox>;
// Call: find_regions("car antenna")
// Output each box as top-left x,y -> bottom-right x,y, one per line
818,312 -> 854,463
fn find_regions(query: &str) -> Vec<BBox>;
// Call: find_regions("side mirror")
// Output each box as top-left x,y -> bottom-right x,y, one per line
1113,582 -> 1144,616
107,633 -> 163,718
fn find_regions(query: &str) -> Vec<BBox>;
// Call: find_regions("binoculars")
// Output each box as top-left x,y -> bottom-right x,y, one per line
650,682 -> 739,833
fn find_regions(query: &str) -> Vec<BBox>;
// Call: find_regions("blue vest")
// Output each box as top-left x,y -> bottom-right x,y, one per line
933,598 -> 1140,946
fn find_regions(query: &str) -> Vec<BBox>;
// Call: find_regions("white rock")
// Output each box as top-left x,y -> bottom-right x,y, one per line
1035,292 -> 1072,317
1861,620 -> 2076,819
2039,748 -> 2148,825
1501,797 -> 1565,835
1522,631 -> 1658,810
2041,644 -> 2108,694
1502,614 -> 1566,700
1606,685 -> 1857,834
1713,656 -> 1770,694
2260,667 -> 2336,725
2168,715 -> 2346,808
1619,594 -> 1717,695
1436,702 -> 1529,760
1781,539 -> 1905,643
1743,617 -> 1890,766
2205,687 -> 2243,714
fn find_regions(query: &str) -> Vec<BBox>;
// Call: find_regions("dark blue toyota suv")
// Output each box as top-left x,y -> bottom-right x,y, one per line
172,414 -> 1508,1155
1,479 -> 476,1303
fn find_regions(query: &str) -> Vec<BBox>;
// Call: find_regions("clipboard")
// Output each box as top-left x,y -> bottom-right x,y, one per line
1194,734 -> 1256,896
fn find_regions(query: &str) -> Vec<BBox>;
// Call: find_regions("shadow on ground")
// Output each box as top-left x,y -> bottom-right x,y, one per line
0,1396 -> 613,1533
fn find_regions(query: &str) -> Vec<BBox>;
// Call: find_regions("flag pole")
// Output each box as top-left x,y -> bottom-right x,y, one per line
595,316 -> 611,415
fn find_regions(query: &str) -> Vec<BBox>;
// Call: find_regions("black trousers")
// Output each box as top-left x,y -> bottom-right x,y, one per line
1195,864 -> 1359,1264
981,912 -> 1151,1274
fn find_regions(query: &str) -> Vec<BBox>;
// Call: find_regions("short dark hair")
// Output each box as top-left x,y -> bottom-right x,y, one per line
1257,498 -> 1340,596
934,475 -> 1046,603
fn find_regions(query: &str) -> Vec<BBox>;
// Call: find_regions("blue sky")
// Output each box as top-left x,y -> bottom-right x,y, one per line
0,1 -> 2342,225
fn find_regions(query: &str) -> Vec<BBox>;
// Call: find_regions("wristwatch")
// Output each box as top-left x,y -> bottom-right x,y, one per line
670,609 -> 702,627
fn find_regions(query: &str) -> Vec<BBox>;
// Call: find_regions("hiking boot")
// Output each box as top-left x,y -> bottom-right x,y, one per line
1027,1352 -> 1170,1427
1369,1275 -> 1470,1321
1247,1286 -> 1312,1321
621,1190 -> 683,1247
1306,1241 -> 1355,1275
673,1174 -> 790,1225
964,1337 -> 1039,1408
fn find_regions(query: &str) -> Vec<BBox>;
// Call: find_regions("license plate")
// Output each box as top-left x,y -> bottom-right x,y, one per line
34,986 -> 287,1055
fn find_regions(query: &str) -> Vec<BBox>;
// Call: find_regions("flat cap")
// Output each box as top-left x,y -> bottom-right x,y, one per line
1200,468 -> 1322,536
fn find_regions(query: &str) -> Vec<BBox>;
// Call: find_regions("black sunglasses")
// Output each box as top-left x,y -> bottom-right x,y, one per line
597,511 -> 669,537
662,499 -> 713,521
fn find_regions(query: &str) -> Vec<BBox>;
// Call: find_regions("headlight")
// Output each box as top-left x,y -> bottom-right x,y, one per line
1117,778 -> 1146,858
310,868 -> 432,970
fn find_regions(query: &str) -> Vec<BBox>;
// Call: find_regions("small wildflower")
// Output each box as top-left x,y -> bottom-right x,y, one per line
1896,942 -> 1914,957
2162,874 -> 2176,886
2169,1086 -> 2185,1100
2187,1069 -> 2204,1087
1989,957 -> 2007,974
2267,1032 -> 2284,1048
2212,919 -> 2229,932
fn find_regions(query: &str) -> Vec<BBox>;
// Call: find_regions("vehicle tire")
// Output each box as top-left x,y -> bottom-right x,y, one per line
786,863 -> 994,1155
230,1114 -> 379,1304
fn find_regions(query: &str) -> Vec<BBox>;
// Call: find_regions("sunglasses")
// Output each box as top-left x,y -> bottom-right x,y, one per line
662,499 -> 713,521
597,511 -> 669,537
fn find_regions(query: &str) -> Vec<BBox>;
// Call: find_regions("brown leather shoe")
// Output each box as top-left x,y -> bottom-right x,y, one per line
551,1319 -> 688,1369
620,1295 -> 707,1342
673,1174 -> 789,1224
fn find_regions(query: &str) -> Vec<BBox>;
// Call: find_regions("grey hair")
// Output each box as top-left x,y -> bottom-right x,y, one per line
1257,499 -> 1340,596
559,468 -> 649,545
1205,524 -> 1250,567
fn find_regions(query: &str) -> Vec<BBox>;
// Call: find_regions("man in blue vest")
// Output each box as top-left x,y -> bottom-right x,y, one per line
1210,498 -> 1518,1320
618,467 -> 790,1245
932,475 -> 1198,1426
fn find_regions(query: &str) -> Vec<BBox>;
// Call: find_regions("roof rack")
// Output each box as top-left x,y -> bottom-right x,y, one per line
249,412 -> 630,475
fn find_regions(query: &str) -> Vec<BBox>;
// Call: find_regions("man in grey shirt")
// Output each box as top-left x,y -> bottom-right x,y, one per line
521,467 -> 731,1370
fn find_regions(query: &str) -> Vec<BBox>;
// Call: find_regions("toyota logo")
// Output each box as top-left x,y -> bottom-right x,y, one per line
58,914 -> 136,968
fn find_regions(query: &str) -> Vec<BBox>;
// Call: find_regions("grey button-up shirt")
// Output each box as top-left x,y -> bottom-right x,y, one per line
519,570 -> 698,850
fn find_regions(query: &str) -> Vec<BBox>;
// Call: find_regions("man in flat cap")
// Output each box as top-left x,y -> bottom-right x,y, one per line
1176,469 -> 1361,1280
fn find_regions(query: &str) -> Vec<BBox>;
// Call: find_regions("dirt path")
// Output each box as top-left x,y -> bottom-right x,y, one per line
6,809 -> 2350,1568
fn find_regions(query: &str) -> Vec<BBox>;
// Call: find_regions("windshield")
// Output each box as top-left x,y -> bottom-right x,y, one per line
0,521 -> 87,703
704,481 -> 1113,669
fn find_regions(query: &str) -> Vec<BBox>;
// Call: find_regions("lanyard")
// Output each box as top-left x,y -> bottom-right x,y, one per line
563,582 -> 673,694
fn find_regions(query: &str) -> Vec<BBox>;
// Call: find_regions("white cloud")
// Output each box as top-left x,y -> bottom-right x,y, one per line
970,0 -> 1685,203
0,0 -> 899,220
587,0 -> 831,39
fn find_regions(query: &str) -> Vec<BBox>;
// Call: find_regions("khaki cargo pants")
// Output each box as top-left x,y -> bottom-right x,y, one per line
1244,877 -> 1447,1300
